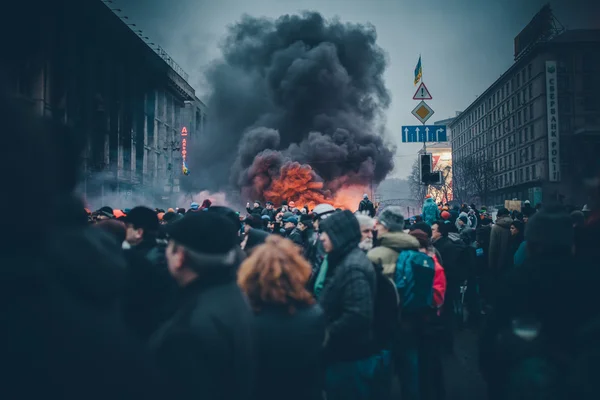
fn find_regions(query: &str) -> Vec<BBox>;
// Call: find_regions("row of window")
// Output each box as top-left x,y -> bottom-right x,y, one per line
495,164 -> 537,188
494,144 -> 536,172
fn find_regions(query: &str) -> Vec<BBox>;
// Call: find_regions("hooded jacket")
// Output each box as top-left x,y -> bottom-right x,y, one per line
367,231 -> 420,278
489,216 -> 513,271
422,198 -> 440,226
318,210 -> 377,362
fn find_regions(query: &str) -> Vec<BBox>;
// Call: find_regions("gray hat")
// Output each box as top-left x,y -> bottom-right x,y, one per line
377,206 -> 405,232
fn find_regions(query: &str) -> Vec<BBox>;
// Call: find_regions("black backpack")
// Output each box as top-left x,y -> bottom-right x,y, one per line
372,262 -> 400,351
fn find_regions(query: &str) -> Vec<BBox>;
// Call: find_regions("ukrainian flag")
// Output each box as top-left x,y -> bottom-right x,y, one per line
414,56 -> 422,85
182,161 -> 190,175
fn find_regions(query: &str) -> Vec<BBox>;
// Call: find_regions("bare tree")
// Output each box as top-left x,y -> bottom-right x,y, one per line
428,165 -> 453,204
408,158 -> 428,209
453,155 -> 496,205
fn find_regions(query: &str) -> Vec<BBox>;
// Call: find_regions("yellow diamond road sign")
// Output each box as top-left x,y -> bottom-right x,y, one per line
411,101 -> 434,124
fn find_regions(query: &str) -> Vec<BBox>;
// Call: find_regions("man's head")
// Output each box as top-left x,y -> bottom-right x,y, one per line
283,216 -> 298,230
355,213 -> 375,251
165,212 -> 239,286
363,193 -> 369,200
253,201 -> 261,209
525,206 -> 574,257
319,210 -> 361,254
458,215 -> 468,227
266,201 -> 274,210
376,206 -> 405,235
497,207 -> 510,218
298,214 -> 312,231
124,207 -> 159,245
431,220 -> 449,241
311,203 -> 336,230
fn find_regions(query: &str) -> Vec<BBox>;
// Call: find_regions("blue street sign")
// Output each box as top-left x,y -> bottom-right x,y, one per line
401,125 -> 447,143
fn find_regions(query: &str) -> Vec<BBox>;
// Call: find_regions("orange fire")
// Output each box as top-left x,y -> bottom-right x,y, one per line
263,162 -> 367,211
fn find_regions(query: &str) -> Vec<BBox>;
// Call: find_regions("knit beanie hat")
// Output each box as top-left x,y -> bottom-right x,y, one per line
409,222 -> 432,238
409,229 -> 430,249
377,206 -> 405,232
525,207 -> 574,247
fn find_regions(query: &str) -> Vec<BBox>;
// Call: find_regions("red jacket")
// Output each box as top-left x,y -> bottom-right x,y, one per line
430,253 -> 446,310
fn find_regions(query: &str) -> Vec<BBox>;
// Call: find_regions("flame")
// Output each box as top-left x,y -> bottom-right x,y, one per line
263,162 -> 367,211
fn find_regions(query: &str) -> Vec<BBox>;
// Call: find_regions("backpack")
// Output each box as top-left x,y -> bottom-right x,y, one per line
394,250 -> 436,313
372,262 -> 400,350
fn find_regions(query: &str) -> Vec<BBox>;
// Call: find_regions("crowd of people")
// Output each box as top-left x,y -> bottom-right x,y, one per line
2,92 -> 600,400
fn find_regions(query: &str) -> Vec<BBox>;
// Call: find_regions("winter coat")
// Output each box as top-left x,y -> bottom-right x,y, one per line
508,233 -> 524,269
261,207 -> 276,220
479,252 -> 581,399
430,252 -> 447,309
252,305 -> 326,400
433,236 -> 465,289
122,238 -> 179,340
358,198 -> 376,217
246,205 -> 264,215
287,227 -> 304,247
1,202 -> 167,400
489,216 -> 513,271
366,231 -> 420,278
422,198 -> 440,225
318,210 -> 377,363
149,261 -> 255,400
514,241 -> 527,267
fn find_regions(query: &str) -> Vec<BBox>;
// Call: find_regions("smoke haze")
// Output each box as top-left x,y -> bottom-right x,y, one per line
188,11 -> 395,205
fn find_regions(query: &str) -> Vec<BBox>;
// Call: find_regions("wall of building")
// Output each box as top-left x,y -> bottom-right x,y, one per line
450,30 -> 600,207
2,0 -> 201,207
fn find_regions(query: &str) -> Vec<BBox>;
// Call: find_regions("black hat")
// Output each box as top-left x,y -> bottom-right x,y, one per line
206,206 -> 241,229
97,206 -> 114,218
409,222 -> 432,238
166,212 -> 239,256
163,211 -> 183,224
497,207 -> 509,217
299,214 -> 312,225
124,206 -> 159,232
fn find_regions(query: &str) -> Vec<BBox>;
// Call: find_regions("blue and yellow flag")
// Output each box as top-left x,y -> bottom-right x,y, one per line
182,161 -> 190,175
414,56 -> 422,85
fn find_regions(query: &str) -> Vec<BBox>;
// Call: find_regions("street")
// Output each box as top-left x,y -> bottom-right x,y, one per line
391,327 -> 488,399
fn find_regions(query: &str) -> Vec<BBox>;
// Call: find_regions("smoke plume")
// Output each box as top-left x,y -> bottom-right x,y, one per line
188,11 -> 395,208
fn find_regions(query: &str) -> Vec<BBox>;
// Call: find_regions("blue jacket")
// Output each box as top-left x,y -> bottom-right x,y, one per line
514,241 -> 527,267
422,198 -> 440,226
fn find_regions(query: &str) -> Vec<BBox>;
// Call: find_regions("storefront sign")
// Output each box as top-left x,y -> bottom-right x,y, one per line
545,61 -> 560,182
181,127 -> 189,175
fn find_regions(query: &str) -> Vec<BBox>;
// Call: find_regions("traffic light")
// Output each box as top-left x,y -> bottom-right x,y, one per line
420,153 -> 443,185
420,153 -> 432,183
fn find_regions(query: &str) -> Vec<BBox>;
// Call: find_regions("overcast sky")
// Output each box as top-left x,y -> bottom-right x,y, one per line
114,0 -> 598,178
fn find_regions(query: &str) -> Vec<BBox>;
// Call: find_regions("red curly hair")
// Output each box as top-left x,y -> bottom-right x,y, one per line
237,235 -> 315,314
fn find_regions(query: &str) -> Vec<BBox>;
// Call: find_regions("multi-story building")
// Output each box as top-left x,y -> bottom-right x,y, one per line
450,8 -> 600,207
4,0 -> 206,206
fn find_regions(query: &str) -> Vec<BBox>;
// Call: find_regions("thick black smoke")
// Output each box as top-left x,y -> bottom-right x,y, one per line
187,11 -> 395,200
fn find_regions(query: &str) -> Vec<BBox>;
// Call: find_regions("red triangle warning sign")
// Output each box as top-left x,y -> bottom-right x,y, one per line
413,82 -> 432,100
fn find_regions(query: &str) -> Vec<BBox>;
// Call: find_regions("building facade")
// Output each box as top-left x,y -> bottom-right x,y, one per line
450,29 -> 600,207
3,0 -> 207,207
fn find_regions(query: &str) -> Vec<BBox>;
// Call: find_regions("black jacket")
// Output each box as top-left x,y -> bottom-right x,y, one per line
287,227 -> 303,247
253,305 -> 326,400
149,262 -> 255,400
122,238 -> 179,340
318,210 -> 376,363
0,200 -> 166,400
